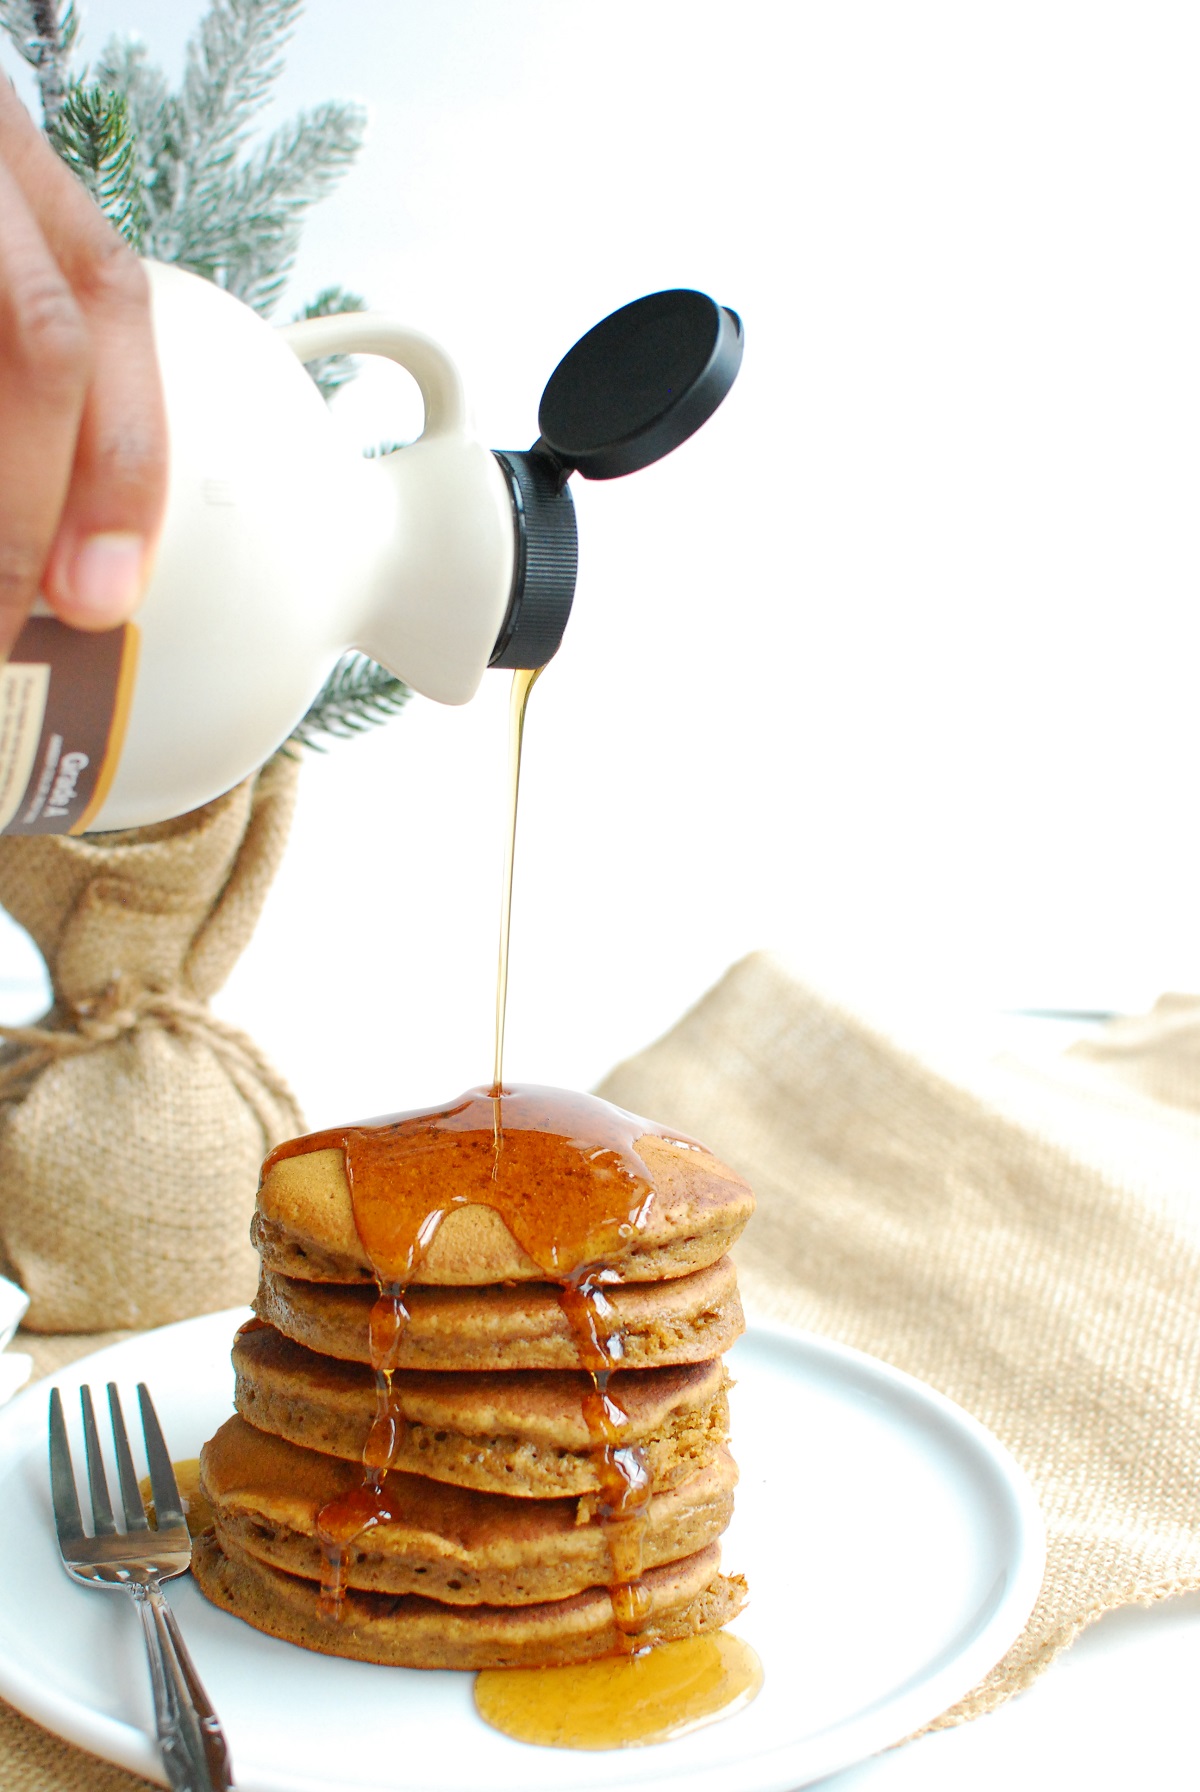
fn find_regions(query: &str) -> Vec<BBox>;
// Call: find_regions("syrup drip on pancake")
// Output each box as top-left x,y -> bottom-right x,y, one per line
312,1285 -> 409,1619
561,1282 -> 654,1639
263,1084 -> 703,1637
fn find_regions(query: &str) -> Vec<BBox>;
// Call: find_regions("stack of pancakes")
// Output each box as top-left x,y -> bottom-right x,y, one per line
192,1092 -> 755,1670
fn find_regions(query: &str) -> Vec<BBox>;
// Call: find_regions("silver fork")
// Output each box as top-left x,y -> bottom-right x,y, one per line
48,1381 -> 233,1792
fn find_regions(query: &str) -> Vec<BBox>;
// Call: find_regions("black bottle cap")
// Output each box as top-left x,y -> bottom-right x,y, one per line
535,289 -> 743,480
488,450 -> 578,669
488,289 -> 742,670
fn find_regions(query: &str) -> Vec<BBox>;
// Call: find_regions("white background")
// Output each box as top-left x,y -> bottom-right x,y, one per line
3,6 -> 1200,1785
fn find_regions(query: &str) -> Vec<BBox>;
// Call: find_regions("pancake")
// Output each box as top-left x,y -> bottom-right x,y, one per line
254,1131 -> 754,1287
253,1256 -> 744,1373
201,1416 -> 738,1604
232,1325 -> 731,1494
192,1527 -> 747,1670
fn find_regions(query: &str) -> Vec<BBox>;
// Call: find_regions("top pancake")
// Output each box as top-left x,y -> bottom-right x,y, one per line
254,1097 -> 754,1287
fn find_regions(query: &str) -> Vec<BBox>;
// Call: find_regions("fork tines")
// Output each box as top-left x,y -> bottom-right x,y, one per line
47,1386 -> 84,1542
49,1382 -> 186,1541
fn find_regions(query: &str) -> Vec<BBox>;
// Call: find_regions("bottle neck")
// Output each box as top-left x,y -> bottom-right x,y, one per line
354,436 -> 516,706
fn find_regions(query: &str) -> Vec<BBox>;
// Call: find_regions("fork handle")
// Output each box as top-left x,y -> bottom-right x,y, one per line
132,1582 -> 233,1791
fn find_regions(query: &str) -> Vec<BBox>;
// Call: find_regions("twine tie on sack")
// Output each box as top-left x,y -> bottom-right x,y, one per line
0,755 -> 305,1333
0,975 -> 298,1108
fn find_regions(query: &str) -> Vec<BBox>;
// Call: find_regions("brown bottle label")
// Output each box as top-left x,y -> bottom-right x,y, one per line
0,618 -> 140,836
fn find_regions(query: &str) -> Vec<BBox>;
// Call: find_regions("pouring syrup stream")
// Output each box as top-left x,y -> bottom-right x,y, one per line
493,665 -> 541,1096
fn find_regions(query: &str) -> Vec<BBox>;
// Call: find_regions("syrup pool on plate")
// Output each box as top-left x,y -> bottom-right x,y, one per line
474,1632 -> 763,1750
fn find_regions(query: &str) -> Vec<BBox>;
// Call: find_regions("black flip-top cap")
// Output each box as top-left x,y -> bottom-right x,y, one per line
536,289 -> 743,481
488,449 -> 578,669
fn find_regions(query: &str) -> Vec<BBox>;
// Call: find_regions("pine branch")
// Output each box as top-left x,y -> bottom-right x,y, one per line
173,98 -> 365,313
173,0 -> 301,210
51,2 -> 367,319
149,0 -> 319,289
5,2 -> 366,309
0,0 -> 78,124
49,82 -> 147,247
286,654 -> 411,756
91,36 -> 172,210
295,284 -> 365,403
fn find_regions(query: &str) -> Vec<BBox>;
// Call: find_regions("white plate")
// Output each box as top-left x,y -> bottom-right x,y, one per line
0,1310 -> 1044,1792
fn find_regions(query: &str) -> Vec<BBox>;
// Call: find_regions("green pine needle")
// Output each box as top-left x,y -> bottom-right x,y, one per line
48,82 -> 147,247
91,37 -> 173,207
286,654 -> 412,756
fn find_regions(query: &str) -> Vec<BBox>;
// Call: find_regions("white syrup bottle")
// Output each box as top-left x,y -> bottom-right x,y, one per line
0,263 -> 741,835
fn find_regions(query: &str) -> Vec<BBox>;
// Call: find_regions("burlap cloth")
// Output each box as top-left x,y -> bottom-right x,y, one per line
4,950 -> 1200,1786
0,754 -> 305,1332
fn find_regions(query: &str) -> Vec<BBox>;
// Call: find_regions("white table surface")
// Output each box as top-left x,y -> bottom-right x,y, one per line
823,1590 -> 1200,1789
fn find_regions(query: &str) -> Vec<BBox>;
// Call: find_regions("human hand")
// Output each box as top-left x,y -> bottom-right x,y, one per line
0,77 -> 167,662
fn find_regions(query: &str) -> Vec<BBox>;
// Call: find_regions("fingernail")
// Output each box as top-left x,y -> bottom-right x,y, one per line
65,533 -> 145,622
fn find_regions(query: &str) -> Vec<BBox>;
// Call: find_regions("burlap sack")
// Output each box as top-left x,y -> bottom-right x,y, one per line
598,952 -> 1200,1725
0,754 -> 305,1333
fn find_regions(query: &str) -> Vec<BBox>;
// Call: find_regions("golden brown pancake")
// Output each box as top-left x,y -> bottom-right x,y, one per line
192,1527 -> 747,1670
232,1325 -> 731,1494
253,1132 -> 753,1287
253,1257 -> 743,1374
200,1417 -> 738,1604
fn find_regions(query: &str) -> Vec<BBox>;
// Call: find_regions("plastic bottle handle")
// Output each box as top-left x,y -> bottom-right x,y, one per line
277,313 -> 468,438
